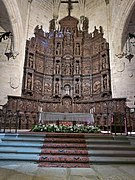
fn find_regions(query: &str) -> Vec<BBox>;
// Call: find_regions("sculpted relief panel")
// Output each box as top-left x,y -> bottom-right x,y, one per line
35,56 -> 44,73
34,79 -> 42,94
44,82 -> 52,94
82,80 -> 91,98
93,79 -> 101,94
82,60 -> 91,75
45,60 -> 53,75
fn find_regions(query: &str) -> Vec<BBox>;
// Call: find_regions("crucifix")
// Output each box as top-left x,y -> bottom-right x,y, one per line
61,0 -> 78,16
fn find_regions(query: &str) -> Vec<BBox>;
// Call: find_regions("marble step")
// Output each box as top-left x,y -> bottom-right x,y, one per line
87,144 -> 135,150
0,147 -> 41,154
0,153 -> 39,161
0,153 -> 135,164
86,139 -> 130,145
88,150 -> 135,157
0,147 -> 135,157
85,135 -> 114,139
0,153 -> 89,163
4,133 -> 46,138
3,138 -> 129,145
1,137 -> 45,142
89,156 -> 135,164
0,142 -> 43,147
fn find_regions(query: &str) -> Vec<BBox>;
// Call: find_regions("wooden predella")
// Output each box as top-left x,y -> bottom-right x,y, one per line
7,14 -> 126,128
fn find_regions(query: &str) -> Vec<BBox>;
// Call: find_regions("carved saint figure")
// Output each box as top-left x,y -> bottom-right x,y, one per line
76,43 -> 80,55
82,17 -> 89,31
102,55 -> 106,69
99,26 -> 103,34
93,26 -> 99,37
27,74 -> 32,90
65,30 -> 71,45
29,54 -> 33,68
49,19 -> 55,31
55,82 -> 59,94
34,25 -> 39,34
103,75 -> 107,90
76,63 -> 79,74
64,85 -> 70,95
56,43 -> 61,55
56,63 -> 60,74
65,63 -> 71,75
75,82 -> 79,94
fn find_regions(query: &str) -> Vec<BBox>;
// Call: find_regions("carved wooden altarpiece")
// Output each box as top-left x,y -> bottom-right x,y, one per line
6,13 -> 127,129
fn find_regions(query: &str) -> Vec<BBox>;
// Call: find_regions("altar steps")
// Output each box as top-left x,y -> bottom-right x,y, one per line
0,133 -> 135,167
38,133 -> 90,168
85,134 -> 135,164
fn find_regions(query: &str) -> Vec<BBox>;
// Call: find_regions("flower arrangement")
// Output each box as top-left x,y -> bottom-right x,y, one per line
31,123 -> 101,133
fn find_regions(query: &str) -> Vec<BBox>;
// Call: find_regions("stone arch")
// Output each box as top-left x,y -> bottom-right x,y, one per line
112,0 -> 135,53
121,1 -> 135,50
2,0 -> 24,51
0,0 -> 25,105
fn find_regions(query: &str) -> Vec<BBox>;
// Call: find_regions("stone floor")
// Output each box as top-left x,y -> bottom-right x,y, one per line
0,161 -> 135,180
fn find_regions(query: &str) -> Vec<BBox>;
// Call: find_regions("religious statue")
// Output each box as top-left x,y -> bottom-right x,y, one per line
76,63 -> 79,74
56,63 -> 60,74
29,54 -> 33,68
75,82 -> 79,94
56,43 -> 61,55
65,63 -> 71,75
34,25 -> 39,34
99,26 -> 103,34
49,19 -> 56,31
55,82 -> 59,94
82,17 -> 89,31
64,85 -> 70,95
75,43 -> 80,55
64,30 -> 71,46
103,75 -> 107,90
102,55 -> 106,69
93,26 -> 99,37
27,75 -> 32,90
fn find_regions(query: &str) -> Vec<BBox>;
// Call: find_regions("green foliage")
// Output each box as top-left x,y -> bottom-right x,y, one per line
31,124 -> 101,133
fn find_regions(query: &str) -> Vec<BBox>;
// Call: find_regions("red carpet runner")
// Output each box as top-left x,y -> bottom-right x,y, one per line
38,133 -> 90,168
